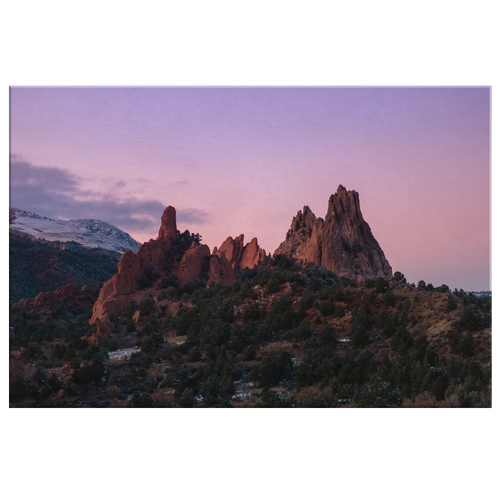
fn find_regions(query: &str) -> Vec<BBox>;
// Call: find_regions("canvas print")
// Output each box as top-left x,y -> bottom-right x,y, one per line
9,87 -> 491,408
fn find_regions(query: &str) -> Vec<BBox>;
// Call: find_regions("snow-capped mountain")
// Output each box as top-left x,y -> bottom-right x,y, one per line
9,208 -> 141,254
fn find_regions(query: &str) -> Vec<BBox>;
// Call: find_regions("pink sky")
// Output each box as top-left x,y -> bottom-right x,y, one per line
9,87 -> 490,291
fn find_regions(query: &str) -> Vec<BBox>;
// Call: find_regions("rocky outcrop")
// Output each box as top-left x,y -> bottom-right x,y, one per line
274,185 -> 392,281
214,235 -> 245,271
11,283 -> 85,313
177,242 -> 211,284
158,206 -> 177,244
207,255 -> 238,285
90,206 -> 180,329
213,235 -> 267,271
241,237 -> 267,270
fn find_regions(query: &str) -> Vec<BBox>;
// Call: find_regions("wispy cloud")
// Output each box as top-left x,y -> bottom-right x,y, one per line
9,156 -> 208,233
177,208 -> 208,224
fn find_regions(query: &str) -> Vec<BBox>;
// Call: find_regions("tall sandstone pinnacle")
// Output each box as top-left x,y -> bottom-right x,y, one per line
90,206 -> 180,328
274,185 -> 392,281
89,206 -> 268,338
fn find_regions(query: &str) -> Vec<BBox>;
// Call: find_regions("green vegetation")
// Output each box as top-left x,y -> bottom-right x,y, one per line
9,253 -> 491,407
9,233 -> 120,302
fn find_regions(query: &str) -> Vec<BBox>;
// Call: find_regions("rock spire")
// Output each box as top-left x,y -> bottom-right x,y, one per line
274,185 -> 392,281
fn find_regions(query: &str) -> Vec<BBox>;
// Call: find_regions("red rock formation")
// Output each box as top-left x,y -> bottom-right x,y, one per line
274,185 -> 392,281
214,235 -> 245,270
240,237 -> 267,270
177,242 -> 211,284
158,206 -> 177,244
90,206 -> 178,328
214,234 -> 267,272
207,255 -> 238,285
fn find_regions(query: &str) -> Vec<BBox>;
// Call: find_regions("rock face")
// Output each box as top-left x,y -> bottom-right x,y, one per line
274,185 -> 392,281
89,205 -> 232,339
207,255 -> 238,285
158,206 -> 177,244
177,242 -> 211,284
213,235 -> 245,270
90,206 -> 201,330
213,235 -> 267,271
241,237 -> 267,270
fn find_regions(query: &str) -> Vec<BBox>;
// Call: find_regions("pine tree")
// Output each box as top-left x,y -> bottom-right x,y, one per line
431,377 -> 445,401
459,332 -> 475,357
177,388 -> 196,408
350,321 -> 369,348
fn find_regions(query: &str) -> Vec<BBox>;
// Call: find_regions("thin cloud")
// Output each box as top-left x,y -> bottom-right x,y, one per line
9,156 -> 208,233
177,208 -> 209,224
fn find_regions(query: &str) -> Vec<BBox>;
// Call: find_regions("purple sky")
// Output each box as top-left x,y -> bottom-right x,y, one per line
9,87 -> 490,291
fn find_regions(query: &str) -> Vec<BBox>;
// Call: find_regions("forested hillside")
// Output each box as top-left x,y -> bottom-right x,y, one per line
9,232 -> 120,302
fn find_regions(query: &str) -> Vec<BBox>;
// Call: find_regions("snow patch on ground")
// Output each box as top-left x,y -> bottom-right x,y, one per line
108,347 -> 141,361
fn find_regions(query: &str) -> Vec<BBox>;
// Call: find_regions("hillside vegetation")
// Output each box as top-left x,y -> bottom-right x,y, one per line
9,232 -> 120,302
9,250 -> 491,408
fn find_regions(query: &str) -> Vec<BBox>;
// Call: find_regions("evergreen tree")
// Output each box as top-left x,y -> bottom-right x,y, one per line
445,294 -> 458,312
177,388 -> 196,408
376,306 -> 388,329
379,353 -> 394,385
467,360 -> 484,381
431,377 -> 446,401
201,374 -> 222,403
459,332 -> 475,357
350,322 -> 369,348
382,317 -> 396,339
390,326 -> 413,354
413,336 -> 429,363
354,375 -> 402,407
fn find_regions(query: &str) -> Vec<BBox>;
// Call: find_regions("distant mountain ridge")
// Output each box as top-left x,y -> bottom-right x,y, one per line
9,208 -> 141,254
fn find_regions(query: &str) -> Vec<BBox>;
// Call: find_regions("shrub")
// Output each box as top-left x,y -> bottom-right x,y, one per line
141,316 -> 161,336
107,339 -> 119,352
141,332 -> 165,356
298,291 -> 315,310
201,374 -> 222,403
354,375 -> 402,407
72,355 -> 106,385
364,279 -> 376,289
350,322 -> 369,348
459,332 -> 475,357
130,391 -> 154,408
390,326 -> 413,354
243,345 -> 257,361
392,271 -> 406,284
333,305 -> 346,319
281,309 -> 302,331
375,277 -> 389,294
454,305 -> 483,332
250,350 -> 294,387
295,321 -> 313,341
317,300 -> 335,317
446,329 -> 461,353
138,295 -> 156,316
138,275 -> 152,289
319,324 -> 338,347
266,279 -> 281,295
381,289 -> 396,307
177,388 -> 196,407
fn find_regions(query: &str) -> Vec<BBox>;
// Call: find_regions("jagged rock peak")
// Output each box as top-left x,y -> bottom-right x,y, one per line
327,185 -> 362,221
214,234 -> 267,271
274,185 -> 392,281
